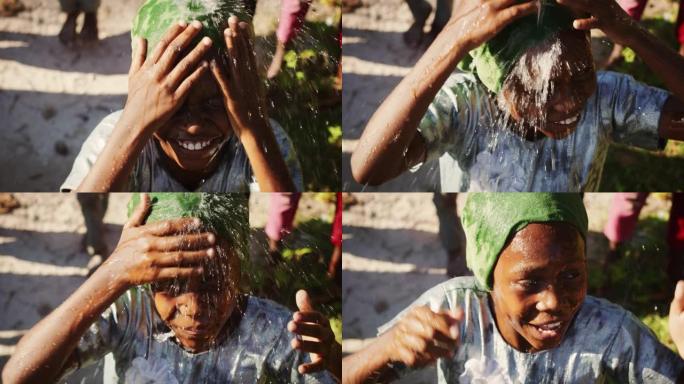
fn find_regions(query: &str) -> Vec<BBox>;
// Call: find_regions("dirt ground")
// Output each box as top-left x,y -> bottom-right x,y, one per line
341,192 -> 672,383
0,0 -> 336,191
0,192 -> 332,382
341,0 -> 680,192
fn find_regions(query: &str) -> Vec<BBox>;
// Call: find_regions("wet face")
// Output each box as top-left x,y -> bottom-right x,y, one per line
153,69 -> 232,173
498,29 -> 597,140
151,237 -> 240,353
490,222 -> 587,353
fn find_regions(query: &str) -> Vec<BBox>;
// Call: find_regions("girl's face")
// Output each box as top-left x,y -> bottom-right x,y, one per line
153,70 -> 232,173
490,222 -> 587,353
497,29 -> 597,140
151,238 -> 240,353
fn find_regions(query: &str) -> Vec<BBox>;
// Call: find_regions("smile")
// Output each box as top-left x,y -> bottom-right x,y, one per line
177,140 -> 213,151
553,113 -> 580,126
530,321 -> 564,339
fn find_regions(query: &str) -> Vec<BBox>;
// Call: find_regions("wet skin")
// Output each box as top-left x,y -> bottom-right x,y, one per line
490,222 -> 587,353
151,237 -> 241,353
498,29 -> 598,141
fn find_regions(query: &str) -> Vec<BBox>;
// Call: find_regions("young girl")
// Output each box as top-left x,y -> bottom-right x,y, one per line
61,0 -> 302,192
2,193 -> 341,383
343,193 -> 684,383
351,0 -> 684,191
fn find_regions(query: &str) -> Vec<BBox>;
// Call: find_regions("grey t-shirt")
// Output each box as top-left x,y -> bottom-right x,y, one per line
60,110 -> 304,192
60,289 -> 334,384
416,71 -> 670,191
379,276 -> 684,383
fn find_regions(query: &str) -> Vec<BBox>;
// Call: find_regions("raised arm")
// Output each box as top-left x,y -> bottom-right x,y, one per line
350,0 -> 539,186
1,196 -> 213,383
77,21 -> 212,192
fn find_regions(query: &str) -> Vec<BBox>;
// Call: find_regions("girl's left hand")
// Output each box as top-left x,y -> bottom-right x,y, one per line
289,290 -> 342,381
210,16 -> 270,140
556,0 -> 638,46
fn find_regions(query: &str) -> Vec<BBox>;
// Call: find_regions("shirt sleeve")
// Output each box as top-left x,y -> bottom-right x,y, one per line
414,73 -> 482,169
60,111 -> 122,192
598,71 -> 670,150
253,119 -> 303,192
56,289 -> 135,381
603,310 -> 684,383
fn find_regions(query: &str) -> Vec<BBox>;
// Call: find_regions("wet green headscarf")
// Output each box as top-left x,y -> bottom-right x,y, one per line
131,0 -> 251,56
127,193 -> 250,261
458,1 -> 575,93
462,193 -> 587,291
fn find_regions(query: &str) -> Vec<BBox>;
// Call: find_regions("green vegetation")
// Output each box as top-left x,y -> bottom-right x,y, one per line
600,15 -> 684,191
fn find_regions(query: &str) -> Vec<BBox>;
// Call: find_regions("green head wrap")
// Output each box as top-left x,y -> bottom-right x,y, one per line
127,193 -> 250,262
131,0 -> 251,56
459,1 -> 575,93
462,193 -> 588,291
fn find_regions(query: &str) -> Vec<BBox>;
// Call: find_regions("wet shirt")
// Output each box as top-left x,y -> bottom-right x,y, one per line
378,276 -> 684,383
60,289 -> 333,384
60,110 -> 304,192
416,71 -> 670,191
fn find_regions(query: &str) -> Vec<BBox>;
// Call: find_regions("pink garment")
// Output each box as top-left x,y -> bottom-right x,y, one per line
276,0 -> 312,44
265,193 -> 301,242
603,193 -> 649,244
616,0 -> 684,44
330,193 -> 342,246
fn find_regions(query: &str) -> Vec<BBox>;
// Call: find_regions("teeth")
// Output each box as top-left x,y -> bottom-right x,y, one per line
537,322 -> 561,330
558,114 -> 579,125
178,140 -> 212,151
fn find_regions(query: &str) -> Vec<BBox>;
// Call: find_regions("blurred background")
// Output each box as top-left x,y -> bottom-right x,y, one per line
0,0 -> 341,191
0,192 -> 341,383
342,192 -> 683,383
341,0 -> 684,192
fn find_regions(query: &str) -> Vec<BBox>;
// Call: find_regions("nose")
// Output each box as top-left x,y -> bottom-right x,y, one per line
536,285 -> 559,312
177,293 -> 206,318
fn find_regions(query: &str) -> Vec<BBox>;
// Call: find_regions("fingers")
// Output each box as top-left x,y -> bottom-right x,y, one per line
670,281 -> 684,316
293,311 -> 329,326
291,338 -> 328,354
297,359 -> 326,374
153,248 -> 215,267
209,57 -> 230,98
140,217 -> 202,236
156,20 -> 205,78
151,232 -> 216,252
150,21 -> 187,64
176,60 -> 210,99
167,35 -> 213,90
130,37 -> 147,76
288,320 -> 331,341
573,16 -> 600,30
296,290 -> 315,312
497,1 -> 539,24
154,266 -> 204,281
125,194 -> 151,229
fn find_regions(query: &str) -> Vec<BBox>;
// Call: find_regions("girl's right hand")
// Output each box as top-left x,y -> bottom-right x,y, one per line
104,194 -> 217,288
123,21 -> 214,135
385,306 -> 464,368
444,0 -> 539,52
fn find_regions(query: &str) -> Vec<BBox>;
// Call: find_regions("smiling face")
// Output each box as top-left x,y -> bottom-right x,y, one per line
490,222 -> 587,353
151,237 -> 240,353
153,69 -> 232,174
497,29 -> 597,140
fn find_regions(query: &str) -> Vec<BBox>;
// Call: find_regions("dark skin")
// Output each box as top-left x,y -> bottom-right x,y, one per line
77,18 -> 295,192
351,0 -> 684,186
342,222 -> 684,383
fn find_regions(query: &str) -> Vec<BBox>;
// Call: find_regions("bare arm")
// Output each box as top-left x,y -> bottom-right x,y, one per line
350,0 -> 539,186
342,332 -> 399,384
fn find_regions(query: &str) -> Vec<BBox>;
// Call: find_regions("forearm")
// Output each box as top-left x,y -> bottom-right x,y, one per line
351,24 -> 471,185
342,333 -> 397,384
240,122 -> 296,192
2,265 -> 127,383
77,115 -> 150,192
625,24 -> 684,101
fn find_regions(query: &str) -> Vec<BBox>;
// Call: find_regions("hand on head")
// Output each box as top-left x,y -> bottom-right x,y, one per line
387,305 -> 464,368
669,281 -> 684,359
289,290 -> 342,380
106,193 -> 217,287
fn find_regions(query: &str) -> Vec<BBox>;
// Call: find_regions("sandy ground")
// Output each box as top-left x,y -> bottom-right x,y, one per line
0,0 -> 335,191
0,192 -> 333,383
341,0 -> 679,192
341,192 -> 672,383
